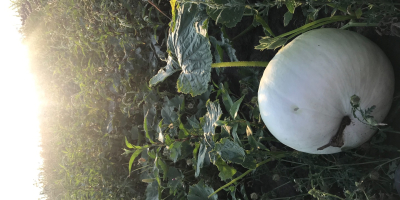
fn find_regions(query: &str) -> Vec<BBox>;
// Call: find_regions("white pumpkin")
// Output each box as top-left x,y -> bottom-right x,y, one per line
258,28 -> 394,154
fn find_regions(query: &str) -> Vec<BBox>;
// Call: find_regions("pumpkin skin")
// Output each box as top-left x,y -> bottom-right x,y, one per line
258,28 -> 394,154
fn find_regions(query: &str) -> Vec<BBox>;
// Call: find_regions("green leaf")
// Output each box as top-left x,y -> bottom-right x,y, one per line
195,141 -> 207,177
209,36 -> 238,64
144,112 -> 155,143
231,124 -> 242,146
255,14 -> 275,37
215,154 -> 237,181
188,180 -> 218,200
241,156 -> 257,169
165,95 -> 185,110
355,8 -> 362,19
187,116 -> 200,129
215,120 -> 228,126
203,100 -> 223,137
206,0 -> 245,28
179,122 -> 189,138
154,167 -> 161,186
255,37 -> 288,50
125,136 -> 134,149
145,181 -> 159,200
169,141 -> 182,163
248,134 -> 257,150
286,0 -> 296,14
167,167 -> 184,192
150,4 -> 212,97
128,149 -> 143,176
219,83 -> 233,111
157,159 -> 168,181
148,149 -> 156,159
174,5 -> 213,96
247,133 -> 267,151
229,95 -> 245,119
331,8 -> 337,17
214,138 -> 245,164
165,135 -> 173,146
149,56 -> 180,87
161,106 -> 178,124
283,11 -> 293,27
210,36 -> 224,63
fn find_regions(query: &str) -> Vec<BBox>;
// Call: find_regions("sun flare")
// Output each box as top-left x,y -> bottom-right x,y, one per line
0,1 -> 42,199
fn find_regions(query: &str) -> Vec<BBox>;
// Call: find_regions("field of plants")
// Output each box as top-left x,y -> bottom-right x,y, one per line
12,0 -> 400,199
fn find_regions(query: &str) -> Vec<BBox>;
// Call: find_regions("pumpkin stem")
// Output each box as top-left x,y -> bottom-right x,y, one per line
317,116 -> 351,151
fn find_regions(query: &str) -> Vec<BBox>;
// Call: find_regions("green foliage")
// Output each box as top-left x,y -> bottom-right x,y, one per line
150,4 -> 212,97
206,0 -> 246,28
187,180 -> 218,200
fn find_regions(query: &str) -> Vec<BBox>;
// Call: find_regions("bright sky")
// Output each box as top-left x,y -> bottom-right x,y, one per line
0,1 -> 43,199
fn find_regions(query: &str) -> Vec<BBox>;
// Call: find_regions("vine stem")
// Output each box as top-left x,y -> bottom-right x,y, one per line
147,0 -> 171,20
340,22 -> 379,30
279,15 -> 355,38
208,158 -> 273,198
211,61 -> 268,68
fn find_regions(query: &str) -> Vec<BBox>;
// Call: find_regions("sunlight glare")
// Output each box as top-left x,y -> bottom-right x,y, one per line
0,1 -> 43,199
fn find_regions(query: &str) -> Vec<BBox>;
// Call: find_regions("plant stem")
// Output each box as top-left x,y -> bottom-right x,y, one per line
211,61 -> 268,68
147,0 -> 171,20
278,15 -> 355,38
286,15 -> 356,40
232,24 -> 255,41
340,22 -> 379,30
208,158 -> 273,198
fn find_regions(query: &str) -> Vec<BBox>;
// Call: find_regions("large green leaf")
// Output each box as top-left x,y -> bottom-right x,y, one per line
206,0 -> 246,28
150,4 -> 212,96
187,180 -> 218,200
149,57 -> 180,86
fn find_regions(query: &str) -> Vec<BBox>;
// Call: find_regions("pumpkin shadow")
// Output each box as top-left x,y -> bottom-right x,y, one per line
363,29 -> 400,149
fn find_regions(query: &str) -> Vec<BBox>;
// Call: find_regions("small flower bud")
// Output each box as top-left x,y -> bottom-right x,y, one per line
369,171 -> 379,180
186,159 -> 192,166
250,193 -> 258,200
272,174 -> 280,182
350,95 -> 360,107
